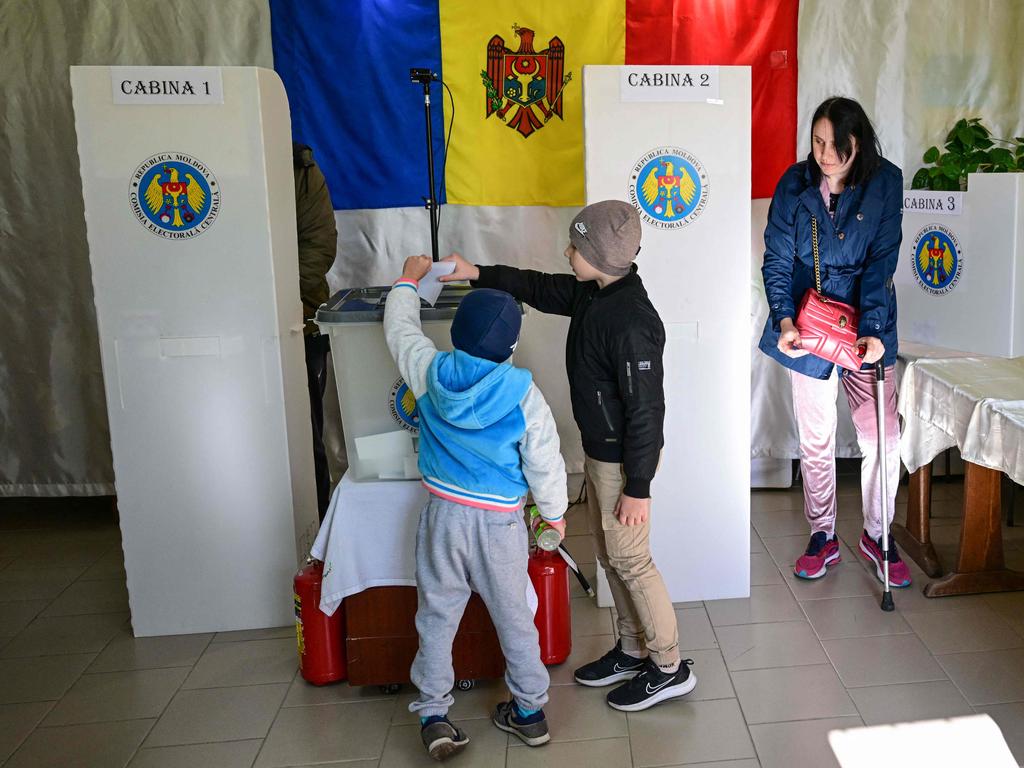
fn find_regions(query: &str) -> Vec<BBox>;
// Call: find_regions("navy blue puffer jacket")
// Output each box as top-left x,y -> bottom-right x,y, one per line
758,156 -> 903,379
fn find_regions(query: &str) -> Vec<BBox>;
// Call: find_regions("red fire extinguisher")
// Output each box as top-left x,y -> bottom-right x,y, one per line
293,558 -> 346,685
529,548 -> 572,665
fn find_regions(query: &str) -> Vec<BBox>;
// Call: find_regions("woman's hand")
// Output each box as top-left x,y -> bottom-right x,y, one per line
778,318 -> 809,358
401,255 -> 432,282
439,252 -> 479,283
856,336 -> 885,365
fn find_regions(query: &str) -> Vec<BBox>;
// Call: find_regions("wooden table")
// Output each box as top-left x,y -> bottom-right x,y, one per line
894,462 -> 1024,596
309,476 -> 511,688
343,586 -> 505,688
895,355 -> 1024,597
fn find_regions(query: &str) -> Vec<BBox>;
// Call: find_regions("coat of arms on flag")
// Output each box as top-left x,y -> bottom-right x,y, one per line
481,24 -> 572,139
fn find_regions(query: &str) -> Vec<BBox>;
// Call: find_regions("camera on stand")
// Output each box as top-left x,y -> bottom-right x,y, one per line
409,68 -> 437,85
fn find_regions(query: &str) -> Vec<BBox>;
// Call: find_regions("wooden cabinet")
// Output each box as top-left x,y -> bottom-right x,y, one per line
343,586 -> 505,686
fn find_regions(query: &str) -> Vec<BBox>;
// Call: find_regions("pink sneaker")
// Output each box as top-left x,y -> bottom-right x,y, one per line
794,531 -> 841,579
859,531 -> 912,588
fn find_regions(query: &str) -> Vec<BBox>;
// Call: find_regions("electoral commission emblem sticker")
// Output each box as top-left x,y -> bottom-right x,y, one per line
129,152 -> 220,239
628,147 -> 709,229
911,224 -> 962,295
389,378 -> 419,434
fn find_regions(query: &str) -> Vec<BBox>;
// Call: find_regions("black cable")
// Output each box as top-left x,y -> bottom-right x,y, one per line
569,476 -> 587,508
437,79 -> 455,230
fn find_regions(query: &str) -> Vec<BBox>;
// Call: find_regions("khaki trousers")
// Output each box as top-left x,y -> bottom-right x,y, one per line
584,456 -> 679,667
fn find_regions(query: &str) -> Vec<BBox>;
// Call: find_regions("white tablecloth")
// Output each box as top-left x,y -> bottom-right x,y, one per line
310,472 -> 539,617
310,474 -> 426,616
898,355 -> 1024,485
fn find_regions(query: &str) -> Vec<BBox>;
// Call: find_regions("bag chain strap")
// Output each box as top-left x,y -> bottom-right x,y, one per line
811,215 -> 823,295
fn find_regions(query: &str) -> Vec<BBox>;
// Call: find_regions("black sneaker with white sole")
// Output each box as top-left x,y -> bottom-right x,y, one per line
420,716 -> 469,761
573,640 -> 646,687
606,658 -> 697,712
492,701 -> 550,746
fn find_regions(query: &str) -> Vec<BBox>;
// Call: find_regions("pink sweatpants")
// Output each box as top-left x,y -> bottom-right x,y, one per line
790,366 -> 900,540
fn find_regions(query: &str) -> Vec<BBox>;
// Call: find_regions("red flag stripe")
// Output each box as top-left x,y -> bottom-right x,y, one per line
625,0 -> 799,198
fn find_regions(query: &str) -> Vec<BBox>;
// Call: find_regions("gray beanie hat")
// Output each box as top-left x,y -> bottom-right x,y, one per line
568,200 -> 641,277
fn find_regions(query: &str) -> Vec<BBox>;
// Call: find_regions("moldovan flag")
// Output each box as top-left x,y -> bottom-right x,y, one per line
270,0 -> 797,209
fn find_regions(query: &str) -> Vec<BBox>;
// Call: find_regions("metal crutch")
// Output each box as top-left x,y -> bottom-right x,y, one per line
874,361 -> 895,612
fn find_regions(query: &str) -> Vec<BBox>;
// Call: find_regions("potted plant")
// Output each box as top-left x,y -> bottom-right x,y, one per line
911,117 -> 1024,191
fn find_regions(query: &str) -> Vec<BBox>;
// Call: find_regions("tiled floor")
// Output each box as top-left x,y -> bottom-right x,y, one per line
2,477 -> 1024,768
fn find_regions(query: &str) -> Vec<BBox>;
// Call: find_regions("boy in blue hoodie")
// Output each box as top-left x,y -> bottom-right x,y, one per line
384,255 -> 568,761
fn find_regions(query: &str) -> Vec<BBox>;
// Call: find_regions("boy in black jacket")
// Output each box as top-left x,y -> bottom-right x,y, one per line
442,200 -> 695,712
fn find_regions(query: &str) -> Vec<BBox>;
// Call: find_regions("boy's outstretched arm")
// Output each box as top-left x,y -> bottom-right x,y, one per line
383,255 -> 437,399
441,252 -> 579,317
518,383 -> 569,533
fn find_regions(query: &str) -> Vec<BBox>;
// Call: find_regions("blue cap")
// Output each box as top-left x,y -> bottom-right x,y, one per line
450,289 -> 521,363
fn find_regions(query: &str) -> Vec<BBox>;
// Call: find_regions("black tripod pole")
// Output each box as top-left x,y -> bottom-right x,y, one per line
411,68 -> 440,262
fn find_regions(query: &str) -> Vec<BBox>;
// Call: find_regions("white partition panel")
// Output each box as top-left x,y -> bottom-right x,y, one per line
584,66 -> 751,602
71,66 -> 318,636
897,174 -> 1024,357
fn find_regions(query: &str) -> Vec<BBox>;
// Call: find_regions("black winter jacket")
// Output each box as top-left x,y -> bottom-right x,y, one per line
474,264 -> 665,498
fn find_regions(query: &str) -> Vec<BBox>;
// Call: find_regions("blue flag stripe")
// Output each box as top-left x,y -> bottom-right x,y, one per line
270,0 -> 447,210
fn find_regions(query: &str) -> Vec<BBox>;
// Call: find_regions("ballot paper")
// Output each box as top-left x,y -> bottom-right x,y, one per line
354,430 -> 413,462
418,261 -> 457,306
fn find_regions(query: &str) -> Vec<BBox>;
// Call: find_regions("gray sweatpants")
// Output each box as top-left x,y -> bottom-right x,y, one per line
409,496 -> 549,719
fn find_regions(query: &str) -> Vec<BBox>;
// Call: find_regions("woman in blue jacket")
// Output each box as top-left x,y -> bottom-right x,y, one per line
758,96 -> 911,588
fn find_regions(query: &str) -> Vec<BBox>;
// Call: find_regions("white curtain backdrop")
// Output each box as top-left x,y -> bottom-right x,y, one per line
797,0 -> 1024,184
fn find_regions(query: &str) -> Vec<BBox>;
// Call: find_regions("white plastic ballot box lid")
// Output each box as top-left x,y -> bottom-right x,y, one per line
317,285 -> 523,482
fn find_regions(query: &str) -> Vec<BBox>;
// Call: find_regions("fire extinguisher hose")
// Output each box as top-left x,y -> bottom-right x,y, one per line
556,543 -> 595,597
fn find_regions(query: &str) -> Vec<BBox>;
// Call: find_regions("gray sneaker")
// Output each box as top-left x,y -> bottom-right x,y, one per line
420,716 -> 469,761
492,701 -> 550,747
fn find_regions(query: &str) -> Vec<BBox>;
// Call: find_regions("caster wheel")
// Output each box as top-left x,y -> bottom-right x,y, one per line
379,684 -> 401,695
454,679 -> 474,691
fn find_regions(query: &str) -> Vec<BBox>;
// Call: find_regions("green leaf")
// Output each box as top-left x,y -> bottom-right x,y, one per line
990,147 -> 1015,165
929,166 -> 944,178
966,162 -> 979,174
976,137 -> 994,149
957,123 -> 976,147
972,122 -> 991,138
911,168 -> 930,189
943,165 -> 960,180
923,146 -> 940,164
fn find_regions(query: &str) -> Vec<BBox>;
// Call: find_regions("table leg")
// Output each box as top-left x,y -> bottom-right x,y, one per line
924,462 -> 1024,597
891,464 -> 944,577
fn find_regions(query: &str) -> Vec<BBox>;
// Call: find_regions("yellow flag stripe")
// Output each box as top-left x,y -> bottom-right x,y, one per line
440,0 -> 625,206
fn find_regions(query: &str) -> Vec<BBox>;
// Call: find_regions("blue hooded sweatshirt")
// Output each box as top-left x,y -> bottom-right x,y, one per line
416,349 -> 532,510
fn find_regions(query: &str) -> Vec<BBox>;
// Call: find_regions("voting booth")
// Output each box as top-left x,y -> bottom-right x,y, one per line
583,65 -> 752,602
71,66 -> 318,636
896,174 -> 1024,357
